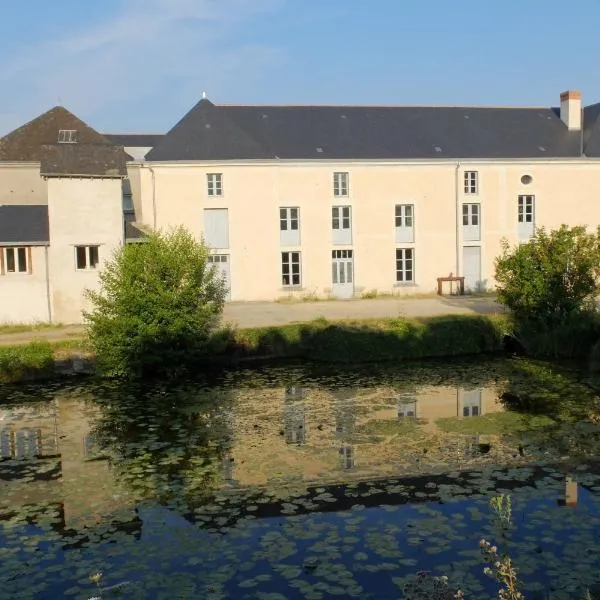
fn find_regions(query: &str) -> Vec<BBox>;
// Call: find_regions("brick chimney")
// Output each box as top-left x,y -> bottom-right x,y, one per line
560,90 -> 582,130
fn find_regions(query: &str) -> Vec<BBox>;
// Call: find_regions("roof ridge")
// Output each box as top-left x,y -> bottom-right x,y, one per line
218,103 -> 554,110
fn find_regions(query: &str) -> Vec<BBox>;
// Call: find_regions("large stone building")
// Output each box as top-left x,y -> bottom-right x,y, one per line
1,90 -> 600,323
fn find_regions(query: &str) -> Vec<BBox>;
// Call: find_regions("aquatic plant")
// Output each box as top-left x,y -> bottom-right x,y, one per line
490,494 -> 512,530
480,538 -> 523,600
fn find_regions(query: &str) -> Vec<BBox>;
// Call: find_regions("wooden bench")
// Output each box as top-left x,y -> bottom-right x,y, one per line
437,275 -> 465,296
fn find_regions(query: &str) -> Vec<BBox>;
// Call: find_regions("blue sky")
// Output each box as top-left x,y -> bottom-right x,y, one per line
1,0 -> 600,135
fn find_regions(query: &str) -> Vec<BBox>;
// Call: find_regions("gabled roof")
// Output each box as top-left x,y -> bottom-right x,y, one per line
583,102 -> 600,157
146,98 -> 583,161
0,205 -> 49,245
0,106 -> 112,162
40,144 -> 127,178
103,133 -> 165,147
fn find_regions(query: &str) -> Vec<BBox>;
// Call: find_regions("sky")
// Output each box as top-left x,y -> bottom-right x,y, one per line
1,0 -> 600,135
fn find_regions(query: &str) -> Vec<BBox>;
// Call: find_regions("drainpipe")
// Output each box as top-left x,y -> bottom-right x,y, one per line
44,245 -> 52,323
149,165 -> 157,229
455,161 -> 461,278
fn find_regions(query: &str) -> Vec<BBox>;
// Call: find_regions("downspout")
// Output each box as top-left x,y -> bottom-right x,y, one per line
149,165 -> 157,229
455,161 -> 461,279
44,245 -> 52,323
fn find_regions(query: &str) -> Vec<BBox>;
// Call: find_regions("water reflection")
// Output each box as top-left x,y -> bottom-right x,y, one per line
2,358 -> 600,598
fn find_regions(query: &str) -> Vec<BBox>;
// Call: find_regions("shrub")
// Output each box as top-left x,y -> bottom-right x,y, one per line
0,342 -> 55,383
495,225 -> 600,325
84,227 -> 227,379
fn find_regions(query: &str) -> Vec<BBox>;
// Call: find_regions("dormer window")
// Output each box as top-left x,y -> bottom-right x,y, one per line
58,129 -> 78,143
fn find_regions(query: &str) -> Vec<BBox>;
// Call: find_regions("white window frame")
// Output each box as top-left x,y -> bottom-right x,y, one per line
58,129 -> 78,143
462,203 -> 481,242
464,171 -> 478,194
332,206 -> 351,230
518,195 -> 535,224
395,248 -> 414,283
281,251 -> 301,287
395,204 -> 414,243
333,172 -> 349,197
1,246 -> 29,275
75,245 -> 100,271
207,173 -> 223,197
279,207 -> 300,231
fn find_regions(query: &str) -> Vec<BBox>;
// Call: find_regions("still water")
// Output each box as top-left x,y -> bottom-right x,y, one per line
2,358 -> 600,599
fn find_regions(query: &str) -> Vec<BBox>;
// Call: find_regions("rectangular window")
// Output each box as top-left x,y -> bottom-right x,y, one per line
395,248 -> 414,283
2,247 -> 29,274
122,194 -> 134,213
57,129 -> 78,143
464,171 -> 478,194
280,207 -> 300,246
395,204 -> 414,243
281,251 -> 301,287
207,173 -> 223,197
333,172 -> 349,197
203,208 -> 229,248
462,203 -> 481,242
75,245 -> 99,270
518,195 -> 534,223
332,205 -> 352,245
518,195 -> 535,240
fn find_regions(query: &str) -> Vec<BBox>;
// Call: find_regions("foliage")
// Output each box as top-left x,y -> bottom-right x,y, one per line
495,225 -> 600,325
84,227 -> 227,379
0,342 -> 54,383
480,539 -> 524,599
232,314 -> 509,363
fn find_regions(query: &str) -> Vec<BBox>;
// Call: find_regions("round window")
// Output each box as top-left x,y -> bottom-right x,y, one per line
521,174 -> 533,185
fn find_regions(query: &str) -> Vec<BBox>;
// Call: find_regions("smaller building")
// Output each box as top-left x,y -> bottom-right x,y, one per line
0,107 -> 139,324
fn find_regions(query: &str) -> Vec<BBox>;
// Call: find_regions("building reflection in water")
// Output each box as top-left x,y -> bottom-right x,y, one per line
334,390 -> 357,469
284,385 -> 307,445
460,388 -> 483,417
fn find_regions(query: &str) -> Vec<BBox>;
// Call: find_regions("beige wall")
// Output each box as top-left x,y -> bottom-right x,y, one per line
0,245 -> 50,323
139,159 -> 600,301
47,177 -> 124,323
0,163 -> 47,205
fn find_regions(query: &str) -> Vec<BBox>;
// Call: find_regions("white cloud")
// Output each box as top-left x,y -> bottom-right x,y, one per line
0,0 -> 285,134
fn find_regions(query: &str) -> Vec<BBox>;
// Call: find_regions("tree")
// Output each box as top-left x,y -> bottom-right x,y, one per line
84,227 -> 227,379
495,225 -> 600,325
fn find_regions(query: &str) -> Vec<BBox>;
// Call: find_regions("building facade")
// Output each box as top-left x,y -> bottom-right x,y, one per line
1,90 -> 600,322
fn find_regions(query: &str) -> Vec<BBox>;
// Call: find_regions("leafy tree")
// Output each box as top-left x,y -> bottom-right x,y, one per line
84,227 -> 227,379
495,225 -> 600,325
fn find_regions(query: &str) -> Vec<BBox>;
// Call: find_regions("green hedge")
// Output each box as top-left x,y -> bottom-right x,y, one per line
0,342 -> 55,383
230,314 -> 509,363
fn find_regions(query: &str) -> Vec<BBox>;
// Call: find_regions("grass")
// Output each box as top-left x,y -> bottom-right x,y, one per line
0,314 -> 510,382
435,411 -> 555,435
0,322 -> 66,334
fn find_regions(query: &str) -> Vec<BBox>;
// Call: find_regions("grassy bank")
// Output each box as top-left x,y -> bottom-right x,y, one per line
0,314 -> 510,383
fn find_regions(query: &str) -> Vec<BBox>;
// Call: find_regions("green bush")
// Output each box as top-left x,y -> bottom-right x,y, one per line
0,342 -> 55,383
84,227 -> 227,379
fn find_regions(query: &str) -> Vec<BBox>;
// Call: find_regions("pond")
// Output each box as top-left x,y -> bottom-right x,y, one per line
2,357 -> 600,599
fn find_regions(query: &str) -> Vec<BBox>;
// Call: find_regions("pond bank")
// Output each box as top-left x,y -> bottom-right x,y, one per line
0,313 -> 510,383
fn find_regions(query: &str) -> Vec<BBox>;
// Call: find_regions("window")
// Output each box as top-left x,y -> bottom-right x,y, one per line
395,204 -> 414,243
464,171 -> 478,194
280,207 -> 299,231
57,129 -> 78,143
332,206 -> 351,229
281,251 -> 301,287
1,247 -> 29,274
396,248 -> 414,283
207,173 -> 223,197
462,203 -> 481,242
123,194 -> 134,213
333,172 -> 349,197
518,195 -> 534,223
75,245 -> 99,270
203,208 -> 229,248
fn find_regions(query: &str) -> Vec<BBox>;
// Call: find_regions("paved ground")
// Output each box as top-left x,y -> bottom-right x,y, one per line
0,296 -> 501,346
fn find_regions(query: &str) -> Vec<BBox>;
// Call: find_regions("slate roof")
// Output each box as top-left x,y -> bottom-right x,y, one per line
583,103 -> 600,157
0,205 -> 49,245
146,98 -> 584,162
0,106 -> 112,161
40,143 -> 127,178
103,134 -> 164,147
125,221 -> 146,242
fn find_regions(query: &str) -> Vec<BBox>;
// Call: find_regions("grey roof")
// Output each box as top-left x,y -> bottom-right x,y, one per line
146,98 -> 584,161
584,103 -> 600,156
103,133 -> 164,147
125,221 -> 146,242
0,205 -> 49,245
40,143 -> 128,178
